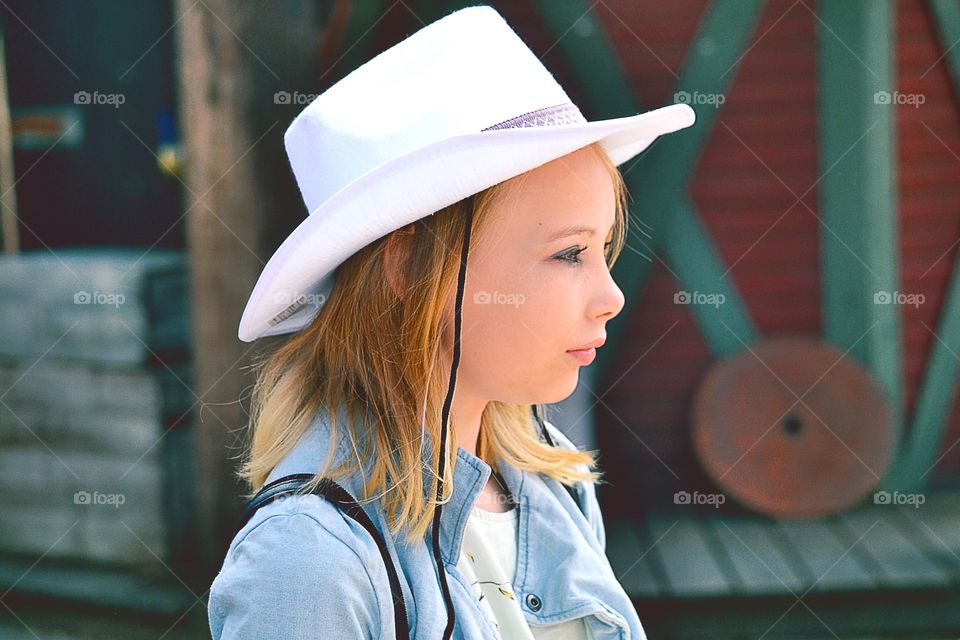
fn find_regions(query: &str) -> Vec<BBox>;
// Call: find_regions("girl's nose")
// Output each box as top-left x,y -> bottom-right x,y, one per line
593,269 -> 625,321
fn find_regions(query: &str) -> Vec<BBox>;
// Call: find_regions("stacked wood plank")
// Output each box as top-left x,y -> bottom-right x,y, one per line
0,248 -> 194,569
607,492 -> 960,638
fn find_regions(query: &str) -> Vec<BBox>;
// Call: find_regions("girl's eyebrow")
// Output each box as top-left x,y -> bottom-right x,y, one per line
545,222 -> 615,242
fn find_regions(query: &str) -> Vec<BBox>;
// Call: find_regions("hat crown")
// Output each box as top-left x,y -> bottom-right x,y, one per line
283,5 -> 575,217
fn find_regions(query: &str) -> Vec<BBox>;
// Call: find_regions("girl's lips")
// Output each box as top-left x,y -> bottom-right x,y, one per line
566,347 -> 596,366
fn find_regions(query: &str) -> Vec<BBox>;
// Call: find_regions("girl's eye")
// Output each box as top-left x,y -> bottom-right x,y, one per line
555,241 -> 614,265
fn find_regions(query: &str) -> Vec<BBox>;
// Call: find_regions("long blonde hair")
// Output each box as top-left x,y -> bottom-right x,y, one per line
239,142 -> 630,546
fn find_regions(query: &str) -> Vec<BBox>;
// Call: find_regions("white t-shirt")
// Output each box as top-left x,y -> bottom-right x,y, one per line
455,503 -> 594,639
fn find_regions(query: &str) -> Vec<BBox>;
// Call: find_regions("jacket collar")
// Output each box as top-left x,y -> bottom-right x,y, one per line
263,404 -> 520,564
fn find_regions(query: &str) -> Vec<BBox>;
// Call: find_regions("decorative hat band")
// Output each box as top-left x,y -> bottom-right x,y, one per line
481,102 -> 586,131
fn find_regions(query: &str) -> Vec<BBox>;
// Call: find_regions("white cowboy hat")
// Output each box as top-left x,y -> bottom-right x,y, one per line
237,3 -> 695,343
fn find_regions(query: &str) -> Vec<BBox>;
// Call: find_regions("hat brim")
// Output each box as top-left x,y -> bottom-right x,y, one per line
238,103 -> 695,342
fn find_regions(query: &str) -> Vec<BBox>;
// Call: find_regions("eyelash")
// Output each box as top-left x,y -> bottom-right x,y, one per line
556,241 -> 614,265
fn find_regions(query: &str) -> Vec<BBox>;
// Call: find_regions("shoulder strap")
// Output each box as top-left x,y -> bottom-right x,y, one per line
237,413 -> 582,640
237,474 -> 410,640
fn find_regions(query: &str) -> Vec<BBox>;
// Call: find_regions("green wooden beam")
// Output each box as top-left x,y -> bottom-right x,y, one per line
325,0 -> 386,81
412,0 -> 481,25
928,0 -> 960,98
533,0 -> 637,119
665,196 -> 757,357
886,265 -> 960,490
534,0 -> 765,377
630,0 -> 768,229
815,1 -> 905,489
881,0 -> 960,490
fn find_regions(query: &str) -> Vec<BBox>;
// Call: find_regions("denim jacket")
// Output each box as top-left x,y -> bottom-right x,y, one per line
208,406 -> 647,639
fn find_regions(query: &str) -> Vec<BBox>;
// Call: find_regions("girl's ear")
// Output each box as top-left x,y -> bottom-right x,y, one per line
383,223 -> 416,299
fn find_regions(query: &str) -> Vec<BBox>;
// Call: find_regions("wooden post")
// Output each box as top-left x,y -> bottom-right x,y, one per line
174,0 -> 325,570
815,1 -> 904,490
881,0 -> 960,490
0,24 -> 19,254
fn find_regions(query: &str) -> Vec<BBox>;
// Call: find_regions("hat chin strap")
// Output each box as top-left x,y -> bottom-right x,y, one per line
431,194 -> 474,639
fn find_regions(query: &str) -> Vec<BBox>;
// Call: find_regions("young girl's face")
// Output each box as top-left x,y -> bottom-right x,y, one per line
446,145 -> 625,406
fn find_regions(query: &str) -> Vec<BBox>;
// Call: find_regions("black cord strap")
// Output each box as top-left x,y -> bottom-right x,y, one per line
237,474 -> 410,640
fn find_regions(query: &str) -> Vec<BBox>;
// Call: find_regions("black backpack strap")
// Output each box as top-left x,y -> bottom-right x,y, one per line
532,406 -> 587,517
238,474 -> 410,640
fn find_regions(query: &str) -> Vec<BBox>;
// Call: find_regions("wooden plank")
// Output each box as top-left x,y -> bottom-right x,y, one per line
0,447 -> 164,507
0,556 -> 197,618
606,518 -> 662,598
0,248 -> 187,365
709,517 -> 806,594
816,1 -> 905,485
834,504 -> 953,588
0,447 -> 167,565
0,503 -> 166,566
644,516 -> 735,597
776,518 -> 877,592
893,491 -> 960,581
634,586 -> 960,639
0,359 -> 165,455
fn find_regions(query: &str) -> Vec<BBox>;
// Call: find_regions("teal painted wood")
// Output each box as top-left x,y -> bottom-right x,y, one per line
816,1 -> 904,490
834,507 -> 953,588
630,0 -> 767,230
644,517 -> 735,597
884,262 -> 960,491
893,491 -> 960,577
605,519 -> 663,598
534,0 -> 764,378
882,0 -> 960,492
328,0 -> 386,81
665,196 -> 758,357
531,0 -> 636,120
928,0 -> 960,101
709,517 -> 807,594
774,518 -> 878,592
413,0 -> 477,25
605,491 -> 960,601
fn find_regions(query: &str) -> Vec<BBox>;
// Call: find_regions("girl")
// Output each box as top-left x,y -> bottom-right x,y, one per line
209,5 -> 694,639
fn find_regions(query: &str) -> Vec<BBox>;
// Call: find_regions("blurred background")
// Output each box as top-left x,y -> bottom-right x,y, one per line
0,0 -> 959,638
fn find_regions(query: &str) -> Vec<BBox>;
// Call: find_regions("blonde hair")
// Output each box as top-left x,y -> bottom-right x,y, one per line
239,142 -> 630,546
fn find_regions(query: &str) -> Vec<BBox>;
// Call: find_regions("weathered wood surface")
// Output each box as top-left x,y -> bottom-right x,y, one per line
0,248 -> 193,568
608,490 -> 960,600
0,248 -> 188,364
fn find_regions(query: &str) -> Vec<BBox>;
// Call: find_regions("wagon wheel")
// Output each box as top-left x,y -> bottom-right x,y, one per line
691,337 -> 895,518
